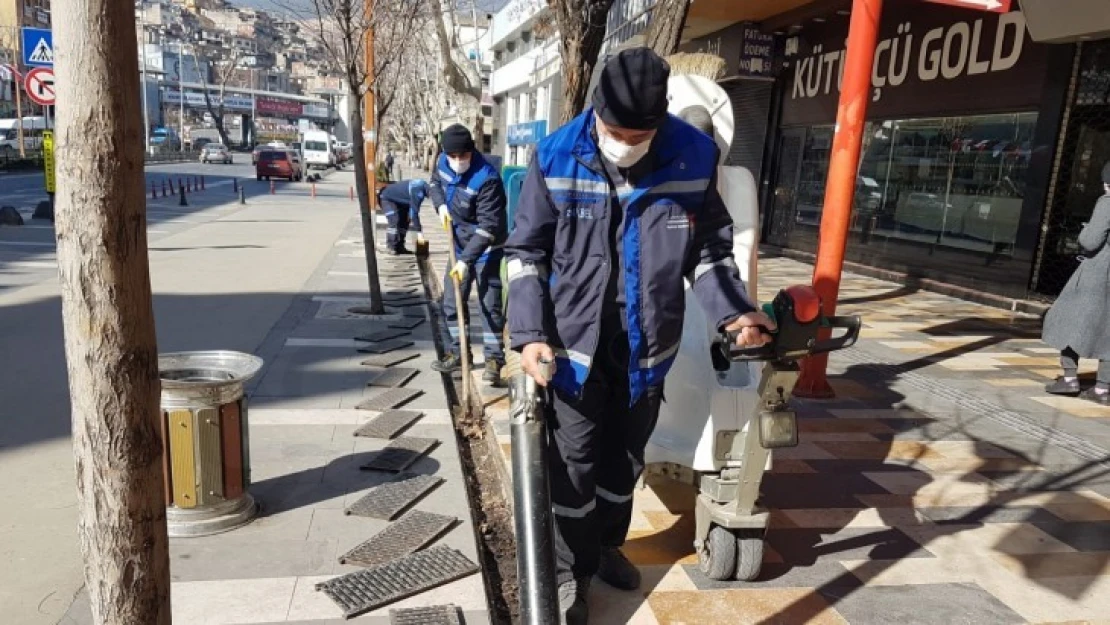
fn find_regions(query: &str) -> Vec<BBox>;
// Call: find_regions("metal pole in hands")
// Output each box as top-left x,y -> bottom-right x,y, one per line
509,359 -> 559,624
444,216 -> 470,411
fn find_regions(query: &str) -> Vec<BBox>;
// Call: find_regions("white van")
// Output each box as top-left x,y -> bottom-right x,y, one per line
0,116 -> 52,155
302,130 -> 334,170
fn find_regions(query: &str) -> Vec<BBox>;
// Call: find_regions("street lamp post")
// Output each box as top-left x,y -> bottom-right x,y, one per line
178,43 -> 184,152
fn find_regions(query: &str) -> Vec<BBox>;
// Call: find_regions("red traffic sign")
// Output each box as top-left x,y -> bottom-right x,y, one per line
922,0 -> 1011,13
24,67 -> 55,106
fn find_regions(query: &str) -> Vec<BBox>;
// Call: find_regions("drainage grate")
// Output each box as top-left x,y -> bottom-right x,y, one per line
390,605 -> 462,625
356,388 -> 423,411
389,297 -> 427,308
359,436 -> 438,472
368,367 -> 419,388
358,339 -> 415,354
402,307 -> 427,318
383,289 -> 419,301
360,352 -> 420,368
315,545 -> 479,619
353,409 -> 423,439
388,317 -> 425,330
356,329 -> 410,343
345,472 -> 443,519
338,510 -> 456,567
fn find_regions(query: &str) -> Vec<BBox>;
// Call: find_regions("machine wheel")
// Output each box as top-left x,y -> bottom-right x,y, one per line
733,529 -> 765,581
698,525 -> 737,581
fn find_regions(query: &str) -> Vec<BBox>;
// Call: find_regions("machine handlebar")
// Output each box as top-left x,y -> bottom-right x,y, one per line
715,286 -> 861,364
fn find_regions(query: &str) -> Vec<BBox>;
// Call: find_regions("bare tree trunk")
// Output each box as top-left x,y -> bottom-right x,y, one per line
350,91 -> 385,313
555,0 -> 616,124
645,0 -> 691,57
53,0 -> 171,622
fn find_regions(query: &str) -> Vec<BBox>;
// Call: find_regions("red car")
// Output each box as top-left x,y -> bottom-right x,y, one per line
255,149 -> 303,182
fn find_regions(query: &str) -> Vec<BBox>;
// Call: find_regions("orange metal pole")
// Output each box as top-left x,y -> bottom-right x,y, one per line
794,0 -> 884,399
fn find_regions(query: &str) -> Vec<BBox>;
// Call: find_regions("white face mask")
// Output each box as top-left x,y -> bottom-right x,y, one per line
448,157 -> 471,175
597,132 -> 651,168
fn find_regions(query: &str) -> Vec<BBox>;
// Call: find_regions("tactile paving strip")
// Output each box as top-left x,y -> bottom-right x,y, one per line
359,436 -> 438,472
357,339 -> 415,354
368,367 -> 419,388
355,388 -> 423,411
355,329 -> 410,343
390,604 -> 462,625
338,510 -> 456,567
345,472 -> 442,519
388,317 -> 425,330
353,409 -> 423,439
360,351 -> 420,367
315,545 -> 479,619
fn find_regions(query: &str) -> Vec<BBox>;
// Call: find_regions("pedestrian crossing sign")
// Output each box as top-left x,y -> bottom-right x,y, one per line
22,28 -> 53,67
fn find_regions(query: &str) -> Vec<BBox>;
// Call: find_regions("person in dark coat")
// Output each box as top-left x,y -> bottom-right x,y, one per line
376,179 -> 428,255
505,48 -> 772,624
1041,162 -> 1110,405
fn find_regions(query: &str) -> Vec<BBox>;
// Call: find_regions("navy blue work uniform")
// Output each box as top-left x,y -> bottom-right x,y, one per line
428,152 -> 509,363
378,179 -> 428,251
504,110 -> 756,583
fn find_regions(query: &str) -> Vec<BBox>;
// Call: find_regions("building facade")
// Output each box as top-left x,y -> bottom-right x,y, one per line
680,0 -> 1110,303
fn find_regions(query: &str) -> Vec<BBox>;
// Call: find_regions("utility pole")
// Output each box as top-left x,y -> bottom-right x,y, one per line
794,0 -> 884,398
53,0 -> 170,622
139,2 -> 152,155
178,43 -> 184,151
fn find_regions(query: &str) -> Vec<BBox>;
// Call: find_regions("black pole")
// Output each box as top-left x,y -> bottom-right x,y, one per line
179,183 -> 187,206
508,371 -> 559,625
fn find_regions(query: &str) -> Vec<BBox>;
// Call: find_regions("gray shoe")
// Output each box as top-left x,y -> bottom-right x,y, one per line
558,577 -> 589,625
1045,376 -> 1080,395
597,547 -> 641,591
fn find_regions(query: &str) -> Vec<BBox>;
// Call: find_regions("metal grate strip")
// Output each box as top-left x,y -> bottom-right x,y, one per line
315,545 -> 479,619
388,317 -> 425,330
357,339 -> 415,354
368,367 -> 419,388
338,510 -> 456,568
359,436 -> 438,472
390,605 -> 462,625
355,388 -> 423,411
360,351 -> 420,368
356,329 -> 410,343
345,472 -> 443,519
353,409 -> 423,439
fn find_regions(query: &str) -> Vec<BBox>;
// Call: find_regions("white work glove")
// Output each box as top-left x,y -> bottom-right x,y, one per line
437,205 -> 450,229
521,342 -> 556,387
449,260 -> 468,282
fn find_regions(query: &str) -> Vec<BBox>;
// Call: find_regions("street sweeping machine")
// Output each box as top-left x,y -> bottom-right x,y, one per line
644,73 -> 861,581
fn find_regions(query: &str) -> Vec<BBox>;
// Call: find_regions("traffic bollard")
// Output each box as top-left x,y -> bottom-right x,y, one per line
201,176 -> 206,191
151,181 -> 157,199
179,184 -> 188,207
239,185 -> 246,205
349,186 -> 354,201
178,178 -> 183,194
311,183 -> 316,198
270,180 -> 275,195
233,179 -> 238,193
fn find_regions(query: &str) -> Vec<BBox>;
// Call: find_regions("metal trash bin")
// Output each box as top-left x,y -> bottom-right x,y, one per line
158,350 -> 263,537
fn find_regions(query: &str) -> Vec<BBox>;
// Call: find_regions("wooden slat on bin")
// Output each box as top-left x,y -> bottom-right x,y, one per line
160,410 -> 173,506
196,408 -> 223,504
220,401 -> 244,499
169,409 -> 198,508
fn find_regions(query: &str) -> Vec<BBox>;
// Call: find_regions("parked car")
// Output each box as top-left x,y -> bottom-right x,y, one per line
256,149 -> 303,182
302,130 -> 335,170
192,137 -> 214,151
200,143 -> 233,164
252,144 -> 265,165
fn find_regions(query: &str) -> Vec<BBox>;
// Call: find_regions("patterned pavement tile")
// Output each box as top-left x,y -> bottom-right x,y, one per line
819,582 -> 1026,625
993,552 -> 1110,579
647,588 -> 849,625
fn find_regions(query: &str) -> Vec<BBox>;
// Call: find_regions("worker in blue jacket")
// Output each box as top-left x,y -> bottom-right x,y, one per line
504,48 -> 774,624
428,124 -> 509,383
377,178 -> 429,254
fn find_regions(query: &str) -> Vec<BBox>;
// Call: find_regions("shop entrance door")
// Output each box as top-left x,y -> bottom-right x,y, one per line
766,128 -> 805,247
1038,120 -> 1110,295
